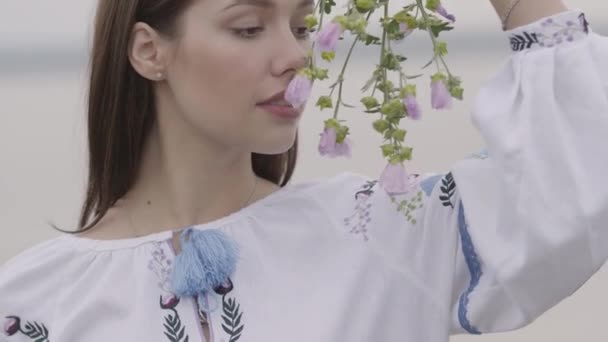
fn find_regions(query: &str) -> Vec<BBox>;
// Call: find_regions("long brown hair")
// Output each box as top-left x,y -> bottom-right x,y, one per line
66,0 -> 298,234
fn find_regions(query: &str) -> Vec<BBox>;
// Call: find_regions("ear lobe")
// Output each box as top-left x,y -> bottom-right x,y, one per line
128,22 -> 165,80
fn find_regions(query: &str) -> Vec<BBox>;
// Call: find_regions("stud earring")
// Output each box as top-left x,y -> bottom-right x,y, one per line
156,72 -> 163,80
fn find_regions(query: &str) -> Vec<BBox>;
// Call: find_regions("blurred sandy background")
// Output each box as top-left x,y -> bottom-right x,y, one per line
1,0 -> 607,340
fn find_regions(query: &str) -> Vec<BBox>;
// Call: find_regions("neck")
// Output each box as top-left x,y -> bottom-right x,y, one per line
122,115 -> 259,236
490,0 -> 567,30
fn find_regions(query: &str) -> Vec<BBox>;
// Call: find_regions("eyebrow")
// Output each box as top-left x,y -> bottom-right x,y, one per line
222,0 -> 314,11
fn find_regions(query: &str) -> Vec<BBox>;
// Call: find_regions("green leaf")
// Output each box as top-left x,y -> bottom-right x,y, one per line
381,52 -> 400,70
361,73 -> 379,92
321,51 -> 336,62
450,86 -> 464,100
323,0 -> 336,14
421,57 -> 435,69
381,144 -> 395,157
376,79 -> 394,93
425,0 -> 440,11
393,10 -> 410,23
430,21 -> 454,37
313,68 -> 329,80
391,129 -> 407,142
399,146 -> 413,160
304,14 -> 318,30
355,0 -> 376,13
373,119 -> 390,133
361,96 -> 379,110
316,95 -> 333,110
341,101 -> 356,108
401,4 -> 417,11
434,41 -> 448,56
385,20 -> 400,35
395,54 -> 407,62
362,33 -> 381,45
405,73 -> 424,79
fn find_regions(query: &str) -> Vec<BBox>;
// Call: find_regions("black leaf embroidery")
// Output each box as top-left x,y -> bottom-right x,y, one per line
221,295 -> 245,342
22,321 -> 50,342
579,13 -> 589,33
510,32 -> 539,51
439,172 -> 456,209
160,297 -> 189,342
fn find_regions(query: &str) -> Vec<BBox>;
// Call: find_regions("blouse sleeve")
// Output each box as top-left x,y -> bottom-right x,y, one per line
310,9 -> 608,337
0,237 -> 75,338
435,10 -> 608,334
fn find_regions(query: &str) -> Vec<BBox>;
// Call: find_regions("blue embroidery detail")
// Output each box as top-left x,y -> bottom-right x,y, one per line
457,201 -> 482,335
420,175 -> 443,196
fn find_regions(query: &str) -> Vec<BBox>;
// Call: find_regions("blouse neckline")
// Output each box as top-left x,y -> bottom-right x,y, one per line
63,181 -> 299,252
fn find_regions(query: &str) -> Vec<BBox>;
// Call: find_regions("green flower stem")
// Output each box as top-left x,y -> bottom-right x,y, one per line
309,0 -> 327,70
328,10 -> 373,119
381,2 -> 409,160
318,0 -> 326,27
330,33 -> 361,119
380,2 -> 390,104
386,35 -> 409,92
416,0 -> 453,77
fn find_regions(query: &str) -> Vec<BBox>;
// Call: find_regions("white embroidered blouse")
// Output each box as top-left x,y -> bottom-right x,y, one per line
1,10 -> 607,342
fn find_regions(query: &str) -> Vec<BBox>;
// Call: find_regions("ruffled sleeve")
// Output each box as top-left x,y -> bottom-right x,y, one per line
440,9 -> 608,334
310,9 -> 608,336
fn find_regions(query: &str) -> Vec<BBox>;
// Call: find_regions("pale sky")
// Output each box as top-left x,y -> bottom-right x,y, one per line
1,0 -> 606,50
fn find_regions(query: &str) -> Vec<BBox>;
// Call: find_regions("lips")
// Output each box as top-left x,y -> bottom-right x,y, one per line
258,90 -> 294,107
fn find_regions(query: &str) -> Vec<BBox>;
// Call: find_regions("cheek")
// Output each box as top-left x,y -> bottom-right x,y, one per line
180,37 -> 262,112
165,34 -> 298,154
170,36 -> 263,128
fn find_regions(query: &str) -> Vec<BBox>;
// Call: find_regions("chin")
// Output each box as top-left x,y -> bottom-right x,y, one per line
253,132 -> 298,155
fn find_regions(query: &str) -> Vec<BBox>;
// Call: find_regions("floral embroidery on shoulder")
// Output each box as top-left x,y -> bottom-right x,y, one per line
509,12 -> 589,51
389,188 -> 424,225
387,173 -> 439,225
148,242 -> 173,293
343,180 -> 378,241
3,316 -> 50,341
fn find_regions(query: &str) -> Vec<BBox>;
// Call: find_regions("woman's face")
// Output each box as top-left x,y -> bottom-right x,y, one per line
161,0 -> 313,154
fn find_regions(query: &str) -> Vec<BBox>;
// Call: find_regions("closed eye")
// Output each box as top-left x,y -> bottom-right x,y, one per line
294,26 -> 315,39
232,27 -> 265,39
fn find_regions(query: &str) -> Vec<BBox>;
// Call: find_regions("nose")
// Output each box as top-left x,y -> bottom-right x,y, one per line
270,30 -> 309,77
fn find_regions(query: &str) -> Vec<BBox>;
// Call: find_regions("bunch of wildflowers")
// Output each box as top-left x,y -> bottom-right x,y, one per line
286,0 -> 463,193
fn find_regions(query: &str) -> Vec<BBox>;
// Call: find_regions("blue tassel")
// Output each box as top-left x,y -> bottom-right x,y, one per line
170,228 -> 239,302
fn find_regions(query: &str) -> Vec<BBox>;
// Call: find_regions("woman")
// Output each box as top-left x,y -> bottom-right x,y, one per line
1,0 -> 606,340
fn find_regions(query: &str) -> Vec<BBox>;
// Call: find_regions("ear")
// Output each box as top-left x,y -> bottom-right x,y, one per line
128,22 -> 169,81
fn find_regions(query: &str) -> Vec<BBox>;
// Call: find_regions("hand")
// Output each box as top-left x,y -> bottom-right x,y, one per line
489,0 -> 568,30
